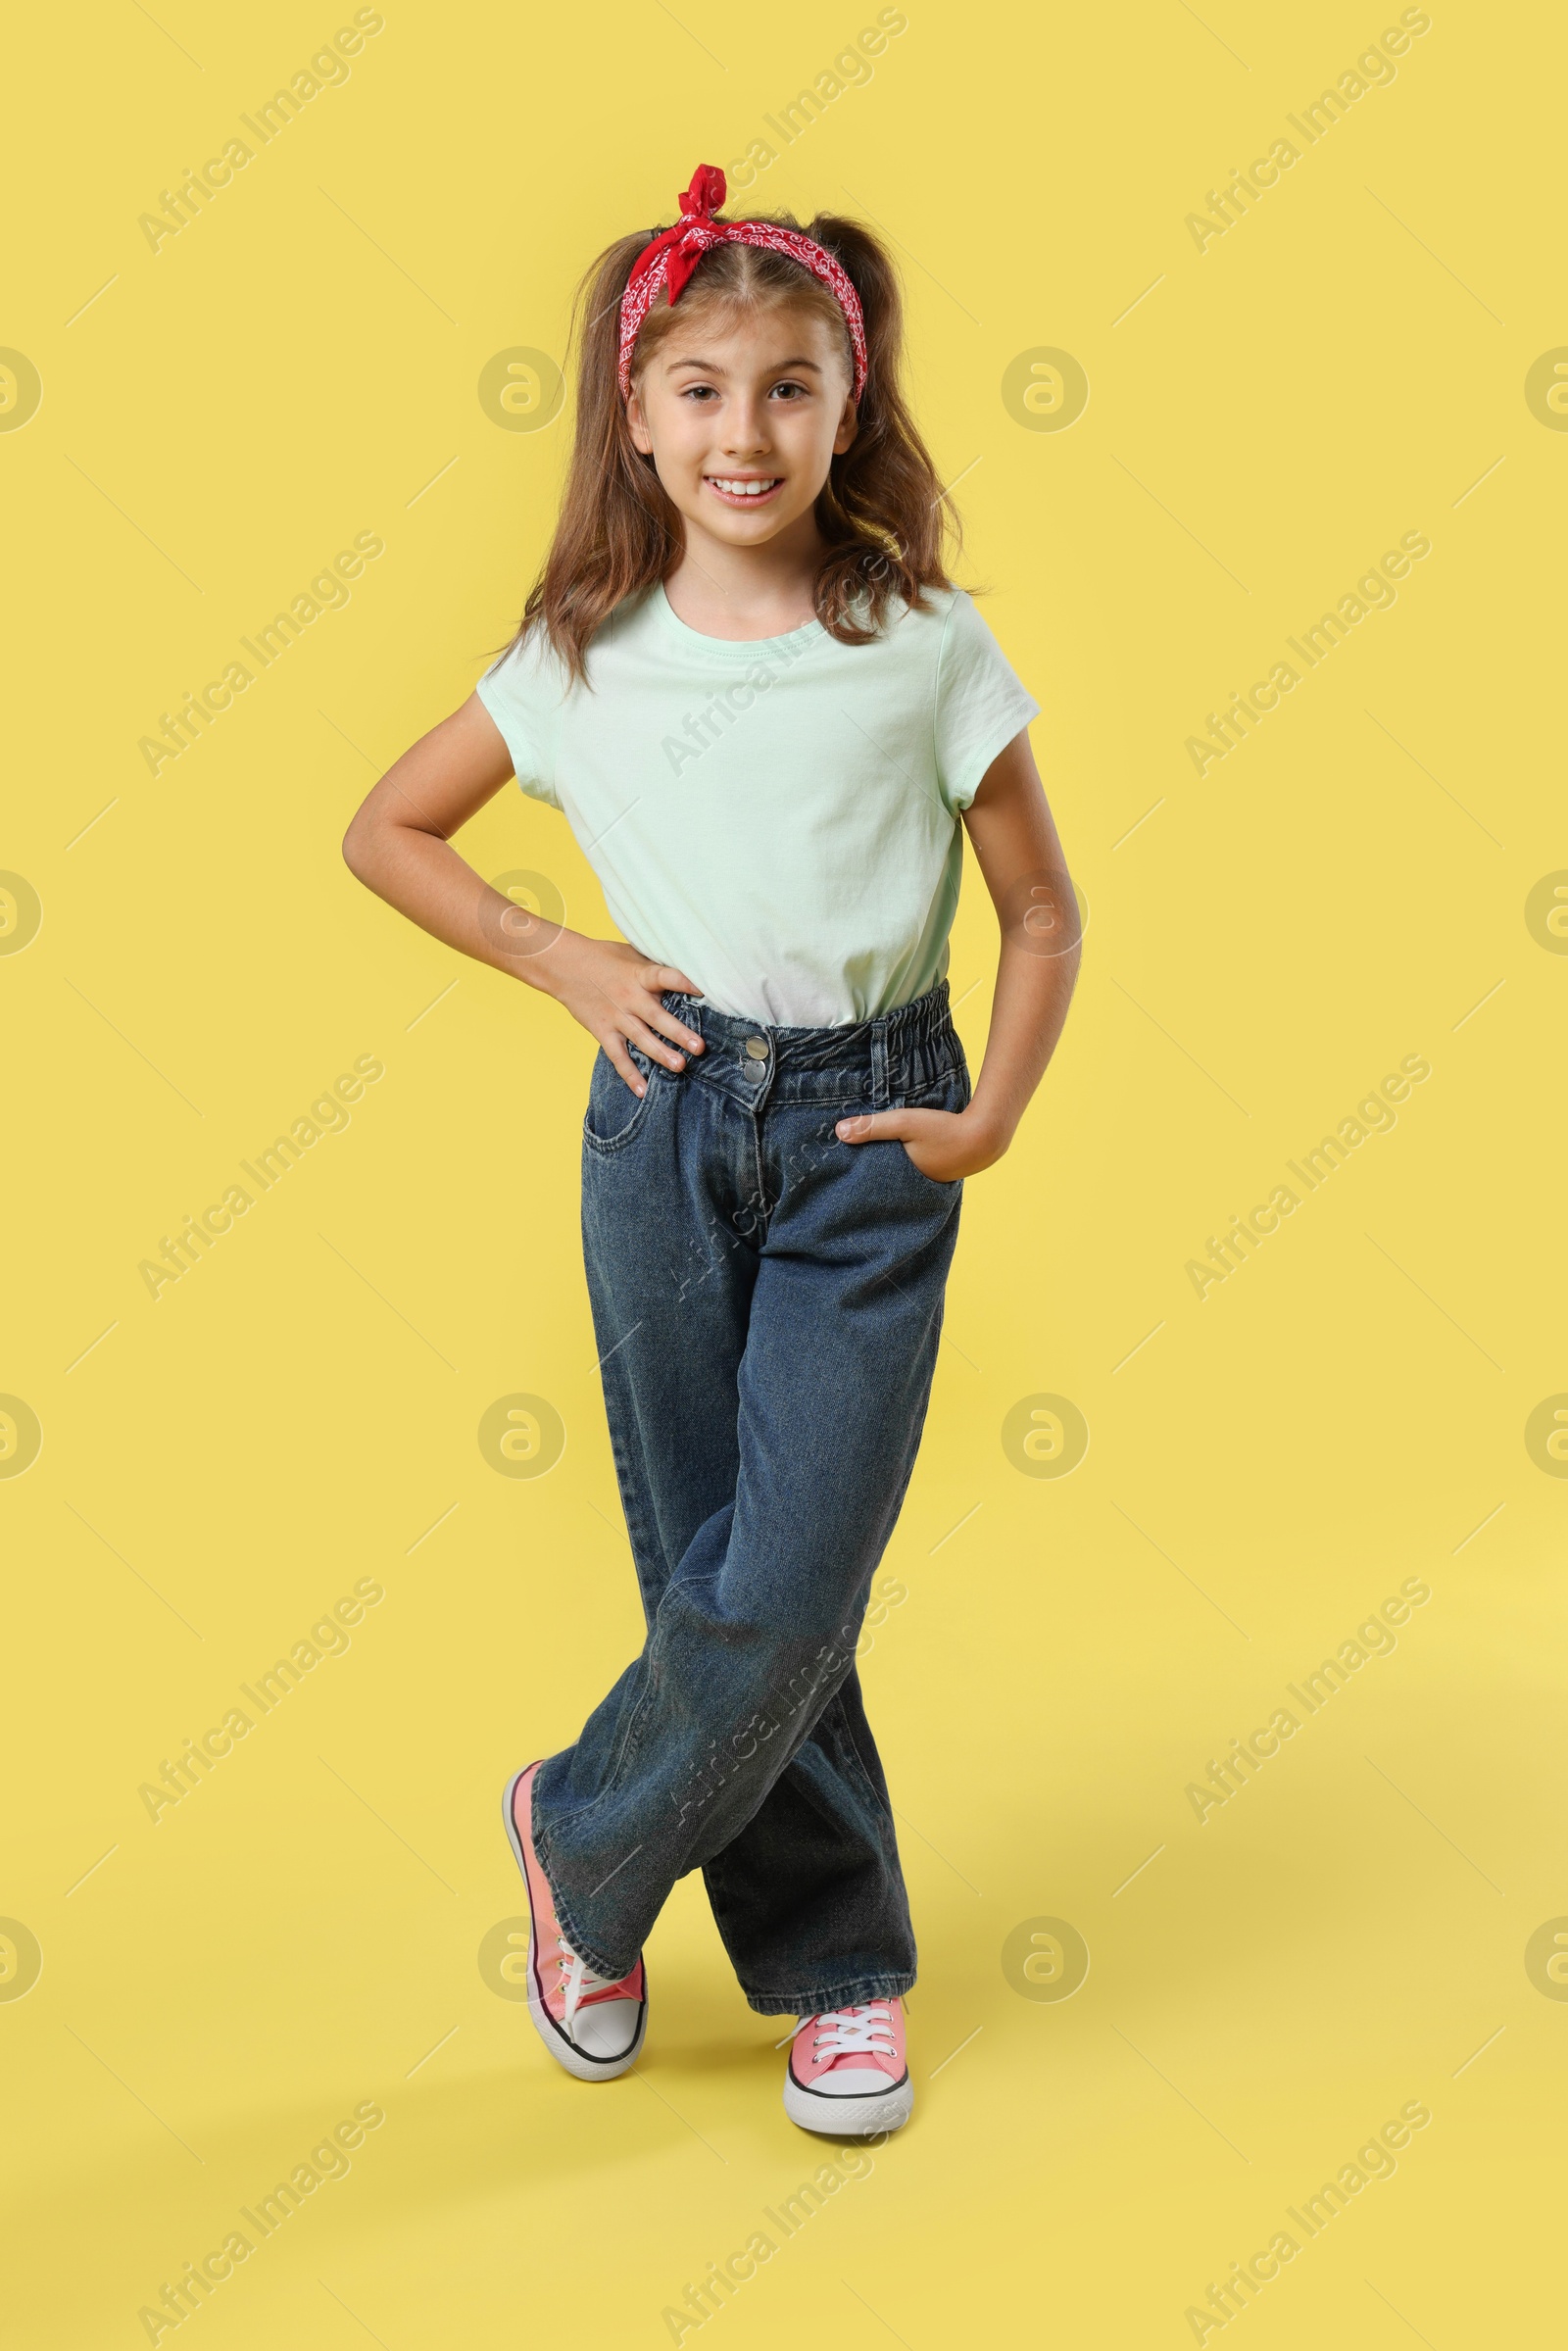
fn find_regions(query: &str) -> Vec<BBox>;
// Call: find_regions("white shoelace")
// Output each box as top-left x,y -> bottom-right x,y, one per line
788,2003 -> 896,2063
555,1936 -> 616,2031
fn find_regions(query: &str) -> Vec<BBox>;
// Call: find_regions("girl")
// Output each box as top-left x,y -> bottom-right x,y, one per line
343,164 -> 1079,2136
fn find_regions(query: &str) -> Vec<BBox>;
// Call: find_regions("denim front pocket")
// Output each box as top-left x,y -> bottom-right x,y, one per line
583,1043 -> 662,1155
898,1059 -> 971,1191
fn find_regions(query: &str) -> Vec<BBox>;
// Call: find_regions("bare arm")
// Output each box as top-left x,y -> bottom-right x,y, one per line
341,692 -> 706,1092
837,728 -> 1081,1180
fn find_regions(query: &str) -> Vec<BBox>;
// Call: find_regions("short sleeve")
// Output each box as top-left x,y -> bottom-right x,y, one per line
475,625 -> 566,810
933,591 -> 1041,813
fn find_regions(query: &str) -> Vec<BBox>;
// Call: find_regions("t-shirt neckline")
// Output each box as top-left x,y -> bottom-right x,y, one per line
652,582 -> 825,663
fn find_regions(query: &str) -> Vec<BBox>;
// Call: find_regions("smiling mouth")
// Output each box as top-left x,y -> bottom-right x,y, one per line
704,476 -> 784,505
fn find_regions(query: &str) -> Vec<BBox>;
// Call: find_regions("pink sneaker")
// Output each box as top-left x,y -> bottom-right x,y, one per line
783,1999 -> 913,2135
501,1764 -> 648,2081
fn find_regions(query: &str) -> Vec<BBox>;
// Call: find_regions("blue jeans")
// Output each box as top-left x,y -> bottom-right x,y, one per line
531,978 -> 968,2016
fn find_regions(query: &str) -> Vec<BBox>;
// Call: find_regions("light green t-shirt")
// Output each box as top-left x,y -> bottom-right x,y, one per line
475,581 -> 1039,1029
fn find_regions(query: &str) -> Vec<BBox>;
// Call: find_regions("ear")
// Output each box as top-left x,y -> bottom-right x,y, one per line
832,396 -> 858,458
625,386 -> 655,456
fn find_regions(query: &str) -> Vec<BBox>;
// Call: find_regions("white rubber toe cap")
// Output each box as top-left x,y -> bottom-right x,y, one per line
784,2069 -> 913,2136
804,2065 -> 891,2096
569,1998 -> 644,2063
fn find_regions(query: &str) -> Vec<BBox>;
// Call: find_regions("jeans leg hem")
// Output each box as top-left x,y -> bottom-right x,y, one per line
531,1797 -> 640,1985
742,1971 -> 916,2017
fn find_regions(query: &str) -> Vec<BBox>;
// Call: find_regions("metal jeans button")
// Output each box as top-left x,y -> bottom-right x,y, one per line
744,1036 -> 769,1059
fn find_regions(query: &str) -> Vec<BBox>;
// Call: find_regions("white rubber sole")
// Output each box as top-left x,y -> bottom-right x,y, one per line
783,2069 -> 913,2137
501,1769 -> 648,2083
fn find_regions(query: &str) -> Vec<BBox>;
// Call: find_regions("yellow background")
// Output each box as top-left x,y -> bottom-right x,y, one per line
5,0 -> 1563,2342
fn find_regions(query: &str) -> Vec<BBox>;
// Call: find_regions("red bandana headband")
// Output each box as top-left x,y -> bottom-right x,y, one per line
617,164 -> 867,404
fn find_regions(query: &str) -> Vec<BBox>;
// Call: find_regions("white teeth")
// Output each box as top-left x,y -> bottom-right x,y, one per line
709,478 -> 778,497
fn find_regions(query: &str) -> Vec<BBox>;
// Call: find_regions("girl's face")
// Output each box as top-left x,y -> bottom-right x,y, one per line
626,301 -> 858,552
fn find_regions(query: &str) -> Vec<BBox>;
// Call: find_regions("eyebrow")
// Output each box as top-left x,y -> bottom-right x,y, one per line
664,355 -> 824,375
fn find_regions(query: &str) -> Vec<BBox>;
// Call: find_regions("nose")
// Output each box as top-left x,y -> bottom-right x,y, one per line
721,397 -> 769,456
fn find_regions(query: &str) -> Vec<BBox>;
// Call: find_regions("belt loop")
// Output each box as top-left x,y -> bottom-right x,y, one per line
870,1015 -> 890,1109
670,988 -> 706,1043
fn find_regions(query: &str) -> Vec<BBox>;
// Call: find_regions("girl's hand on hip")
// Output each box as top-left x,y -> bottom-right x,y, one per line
544,935 -> 706,1095
835,1105 -> 1006,1182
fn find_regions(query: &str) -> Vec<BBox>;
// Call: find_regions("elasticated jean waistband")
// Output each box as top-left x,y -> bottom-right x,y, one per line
659,976 -> 956,1079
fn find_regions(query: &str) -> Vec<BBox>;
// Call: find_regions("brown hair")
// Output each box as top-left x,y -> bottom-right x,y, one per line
510,207 -> 959,682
